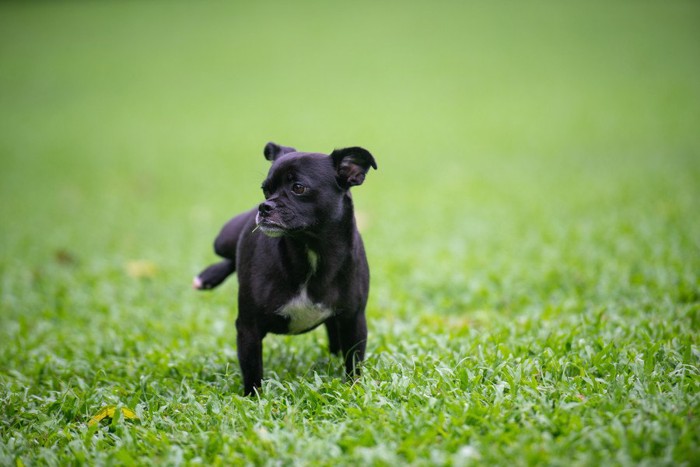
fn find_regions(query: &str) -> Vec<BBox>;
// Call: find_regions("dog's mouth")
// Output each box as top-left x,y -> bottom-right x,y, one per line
254,214 -> 287,238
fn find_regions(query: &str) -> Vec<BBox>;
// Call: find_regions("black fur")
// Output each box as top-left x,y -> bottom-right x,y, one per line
195,142 -> 377,395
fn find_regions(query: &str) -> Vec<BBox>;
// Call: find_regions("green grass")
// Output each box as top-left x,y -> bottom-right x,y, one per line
1,1 -> 699,465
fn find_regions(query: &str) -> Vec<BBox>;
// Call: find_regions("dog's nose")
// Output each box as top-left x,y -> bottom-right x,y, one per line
258,200 -> 275,217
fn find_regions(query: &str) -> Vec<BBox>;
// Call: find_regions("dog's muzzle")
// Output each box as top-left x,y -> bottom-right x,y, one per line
255,202 -> 286,237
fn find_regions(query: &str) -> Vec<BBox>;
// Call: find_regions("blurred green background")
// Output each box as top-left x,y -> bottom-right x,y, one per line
2,0 -> 699,322
1,1 -> 698,311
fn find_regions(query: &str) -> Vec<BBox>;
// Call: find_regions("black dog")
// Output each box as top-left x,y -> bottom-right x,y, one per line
194,142 -> 377,395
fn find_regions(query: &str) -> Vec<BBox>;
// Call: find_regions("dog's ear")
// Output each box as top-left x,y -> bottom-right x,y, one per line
263,142 -> 296,162
331,147 -> 377,188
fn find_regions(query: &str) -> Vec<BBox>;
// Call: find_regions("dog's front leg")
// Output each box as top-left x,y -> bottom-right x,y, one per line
324,317 -> 341,355
236,318 -> 264,396
338,312 -> 367,379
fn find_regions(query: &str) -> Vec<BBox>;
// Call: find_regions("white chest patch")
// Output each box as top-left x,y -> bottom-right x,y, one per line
277,287 -> 333,334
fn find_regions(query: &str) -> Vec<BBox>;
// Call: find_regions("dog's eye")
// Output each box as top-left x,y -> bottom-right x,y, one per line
291,183 -> 307,195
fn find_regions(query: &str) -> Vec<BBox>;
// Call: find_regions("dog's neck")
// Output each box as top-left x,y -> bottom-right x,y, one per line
283,196 -> 358,286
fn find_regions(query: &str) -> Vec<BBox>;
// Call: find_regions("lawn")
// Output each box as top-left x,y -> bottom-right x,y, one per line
1,1 -> 699,465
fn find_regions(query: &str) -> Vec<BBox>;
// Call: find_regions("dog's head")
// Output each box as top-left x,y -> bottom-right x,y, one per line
255,142 -> 377,237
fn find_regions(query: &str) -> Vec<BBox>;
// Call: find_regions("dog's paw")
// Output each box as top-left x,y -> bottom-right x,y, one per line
192,276 -> 205,290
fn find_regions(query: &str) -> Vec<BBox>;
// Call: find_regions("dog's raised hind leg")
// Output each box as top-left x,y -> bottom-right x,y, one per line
193,259 -> 235,290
